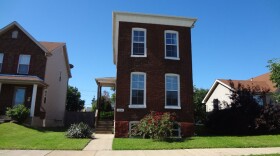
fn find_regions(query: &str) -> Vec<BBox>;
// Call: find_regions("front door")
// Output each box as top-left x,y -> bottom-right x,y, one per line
13,88 -> 26,105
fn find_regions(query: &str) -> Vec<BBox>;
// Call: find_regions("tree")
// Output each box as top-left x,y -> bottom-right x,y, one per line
66,86 -> 85,111
193,86 -> 208,123
267,58 -> 280,102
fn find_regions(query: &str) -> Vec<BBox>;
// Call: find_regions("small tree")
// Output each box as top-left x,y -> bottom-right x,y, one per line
267,58 -> 280,103
66,86 -> 85,111
193,86 -> 208,124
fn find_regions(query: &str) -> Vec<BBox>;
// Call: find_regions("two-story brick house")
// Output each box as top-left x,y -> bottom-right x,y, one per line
0,21 -> 72,127
112,12 -> 197,137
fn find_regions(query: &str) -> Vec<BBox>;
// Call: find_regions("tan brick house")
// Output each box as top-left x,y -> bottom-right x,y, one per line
0,21 -> 72,127
109,12 -> 197,137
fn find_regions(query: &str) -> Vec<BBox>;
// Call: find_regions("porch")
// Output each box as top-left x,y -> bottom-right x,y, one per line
95,77 -> 116,134
0,74 -> 48,126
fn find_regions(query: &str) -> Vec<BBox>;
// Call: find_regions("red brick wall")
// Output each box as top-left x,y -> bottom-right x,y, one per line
0,25 -> 47,79
0,84 -> 43,116
115,22 -> 194,137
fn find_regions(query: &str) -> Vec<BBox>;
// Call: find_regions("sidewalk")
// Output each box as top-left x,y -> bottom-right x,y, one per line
1,134 -> 280,156
1,148 -> 280,156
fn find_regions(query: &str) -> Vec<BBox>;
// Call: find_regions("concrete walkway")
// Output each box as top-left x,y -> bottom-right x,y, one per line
1,148 -> 280,156
83,134 -> 114,151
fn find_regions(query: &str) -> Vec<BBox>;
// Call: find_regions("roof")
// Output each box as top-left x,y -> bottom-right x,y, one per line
95,77 -> 116,87
39,42 -> 65,52
112,12 -> 197,65
202,72 -> 277,103
0,74 -> 48,87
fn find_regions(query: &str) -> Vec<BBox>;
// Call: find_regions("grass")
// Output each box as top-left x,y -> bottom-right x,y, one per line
0,122 -> 91,150
113,135 -> 280,150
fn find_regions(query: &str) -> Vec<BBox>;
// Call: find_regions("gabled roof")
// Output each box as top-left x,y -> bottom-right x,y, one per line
0,21 -> 49,53
112,12 -> 197,65
202,72 -> 277,103
39,42 -> 65,52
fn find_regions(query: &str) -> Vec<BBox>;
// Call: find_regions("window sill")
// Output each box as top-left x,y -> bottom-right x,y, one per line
165,106 -> 181,109
165,57 -> 180,60
131,55 -> 147,57
129,105 -> 146,108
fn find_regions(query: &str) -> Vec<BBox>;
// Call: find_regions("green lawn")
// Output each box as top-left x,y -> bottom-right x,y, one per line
0,123 -> 90,150
113,135 -> 280,150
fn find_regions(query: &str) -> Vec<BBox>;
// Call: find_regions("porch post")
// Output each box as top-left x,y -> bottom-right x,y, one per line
30,84 -> 38,117
0,83 -> 2,94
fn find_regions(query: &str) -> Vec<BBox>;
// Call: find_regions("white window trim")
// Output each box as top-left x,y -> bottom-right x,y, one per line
164,30 -> 179,60
131,28 -> 147,57
171,123 -> 181,138
17,54 -> 31,74
165,73 -> 181,109
129,72 -> 146,109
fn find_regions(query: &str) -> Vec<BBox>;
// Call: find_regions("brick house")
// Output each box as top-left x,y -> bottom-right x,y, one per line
111,12 -> 197,137
0,21 -> 72,127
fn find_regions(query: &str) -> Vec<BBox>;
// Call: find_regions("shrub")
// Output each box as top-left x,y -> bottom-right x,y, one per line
255,104 -> 280,133
131,112 -> 177,140
66,122 -> 93,138
6,104 -> 30,123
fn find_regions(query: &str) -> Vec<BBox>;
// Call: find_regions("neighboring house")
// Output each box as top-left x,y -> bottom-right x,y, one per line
111,12 -> 197,137
202,73 -> 278,112
0,21 -> 72,127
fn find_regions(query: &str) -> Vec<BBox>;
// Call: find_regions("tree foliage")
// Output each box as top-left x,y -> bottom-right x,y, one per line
193,86 -> 208,123
267,58 -> 280,102
206,81 -> 267,134
66,86 -> 85,112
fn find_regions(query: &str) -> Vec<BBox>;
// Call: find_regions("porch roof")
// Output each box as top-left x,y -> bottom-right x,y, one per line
0,74 -> 48,87
95,77 -> 116,87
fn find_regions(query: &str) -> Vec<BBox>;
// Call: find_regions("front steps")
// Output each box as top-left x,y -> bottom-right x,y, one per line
95,120 -> 114,134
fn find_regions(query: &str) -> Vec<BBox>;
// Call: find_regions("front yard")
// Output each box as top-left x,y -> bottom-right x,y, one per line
113,135 -> 280,150
0,123 -> 90,150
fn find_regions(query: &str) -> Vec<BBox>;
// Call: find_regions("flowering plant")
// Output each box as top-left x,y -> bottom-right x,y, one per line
131,111 -> 177,140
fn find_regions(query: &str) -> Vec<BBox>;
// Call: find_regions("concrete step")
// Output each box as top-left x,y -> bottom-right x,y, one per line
95,127 -> 113,131
95,130 -> 113,134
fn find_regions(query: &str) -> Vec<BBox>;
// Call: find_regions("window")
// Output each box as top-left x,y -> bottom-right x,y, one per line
171,123 -> 181,138
13,88 -> 26,105
18,55 -> 31,74
129,121 -> 140,137
165,30 -> 179,59
12,30 -> 18,39
130,72 -> 146,108
0,53 -> 3,72
131,28 -> 146,56
165,74 -> 180,109
253,95 -> 264,106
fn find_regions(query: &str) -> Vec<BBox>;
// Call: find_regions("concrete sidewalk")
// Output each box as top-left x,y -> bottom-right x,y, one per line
1,148 -> 280,156
83,134 -> 114,151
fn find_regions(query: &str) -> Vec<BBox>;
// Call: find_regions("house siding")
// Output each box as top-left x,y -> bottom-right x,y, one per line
0,26 -> 47,79
115,22 -> 194,137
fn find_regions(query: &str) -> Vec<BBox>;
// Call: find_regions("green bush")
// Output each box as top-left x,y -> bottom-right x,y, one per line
6,104 -> 30,123
131,112 -> 177,140
66,122 -> 93,138
100,111 -> 114,120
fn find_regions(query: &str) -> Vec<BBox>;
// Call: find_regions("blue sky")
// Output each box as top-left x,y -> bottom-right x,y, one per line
1,0 -> 279,107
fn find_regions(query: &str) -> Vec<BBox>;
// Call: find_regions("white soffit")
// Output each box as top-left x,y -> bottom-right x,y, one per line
113,12 -> 197,65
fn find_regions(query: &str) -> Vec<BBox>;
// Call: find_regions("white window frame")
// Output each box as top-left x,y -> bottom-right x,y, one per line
0,53 -> 4,72
129,72 -> 146,108
129,121 -> 140,137
131,28 -> 147,57
165,73 -> 181,109
171,123 -> 181,138
12,30 -> 18,39
164,30 -> 179,60
17,54 -> 31,74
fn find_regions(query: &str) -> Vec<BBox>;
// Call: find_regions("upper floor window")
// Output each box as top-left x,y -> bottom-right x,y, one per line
130,72 -> 146,108
165,30 -> 179,60
165,74 -> 181,109
0,53 -> 4,72
131,28 -> 146,57
18,54 -> 31,74
12,30 -> 18,39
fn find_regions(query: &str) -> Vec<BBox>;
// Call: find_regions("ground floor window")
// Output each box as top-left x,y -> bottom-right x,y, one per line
129,121 -> 140,137
171,123 -> 181,138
